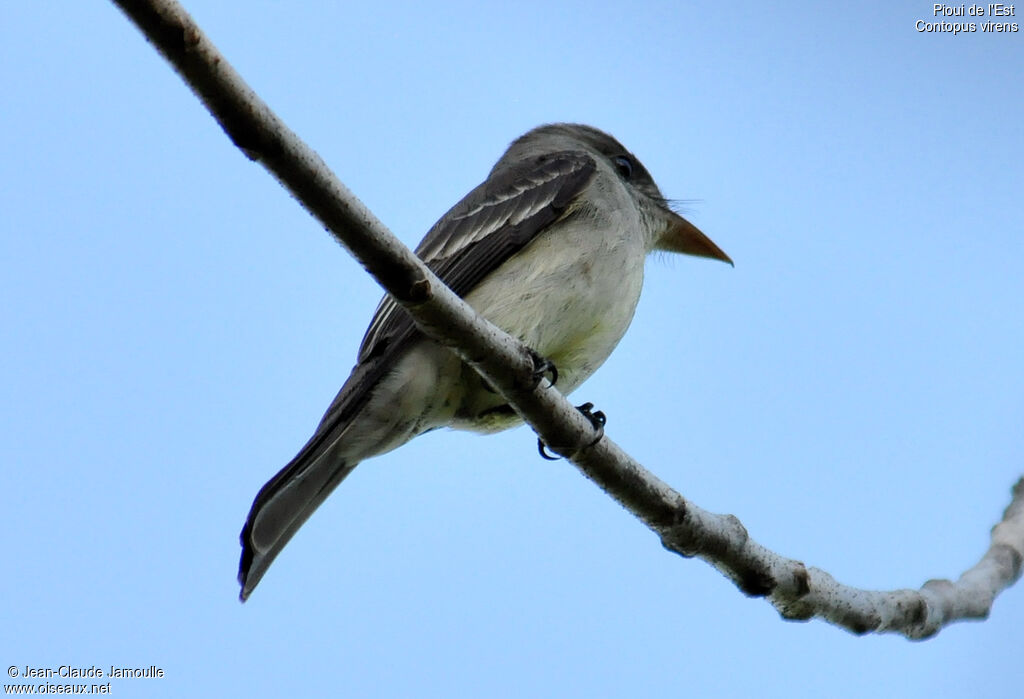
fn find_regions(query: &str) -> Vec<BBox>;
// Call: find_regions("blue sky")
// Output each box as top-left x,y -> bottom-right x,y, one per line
3,2 -> 1022,697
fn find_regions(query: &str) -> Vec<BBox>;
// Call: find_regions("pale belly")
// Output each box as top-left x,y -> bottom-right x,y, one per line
450,217 -> 647,432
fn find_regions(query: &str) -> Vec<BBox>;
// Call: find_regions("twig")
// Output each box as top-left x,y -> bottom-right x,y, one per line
111,0 -> 1023,637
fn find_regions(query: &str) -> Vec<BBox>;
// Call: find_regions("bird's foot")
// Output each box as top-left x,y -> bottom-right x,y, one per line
480,349 -> 557,395
537,402 -> 607,460
576,402 -> 607,440
529,349 -> 558,388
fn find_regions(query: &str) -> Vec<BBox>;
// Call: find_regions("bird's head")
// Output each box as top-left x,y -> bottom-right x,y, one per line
503,123 -> 732,265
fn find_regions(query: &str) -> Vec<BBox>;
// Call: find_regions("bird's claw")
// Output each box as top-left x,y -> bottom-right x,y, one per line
537,401 -> 607,460
576,402 -> 607,445
538,439 -> 561,460
482,349 -> 556,396
529,349 -> 558,388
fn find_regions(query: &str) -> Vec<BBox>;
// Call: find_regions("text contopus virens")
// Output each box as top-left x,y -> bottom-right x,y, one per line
239,123 -> 731,600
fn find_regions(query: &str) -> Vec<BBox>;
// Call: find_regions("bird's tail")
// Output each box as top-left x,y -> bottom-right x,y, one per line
238,344 -> 443,600
238,437 -> 359,600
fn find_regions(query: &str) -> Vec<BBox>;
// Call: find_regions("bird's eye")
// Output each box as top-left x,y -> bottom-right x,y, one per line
613,155 -> 634,180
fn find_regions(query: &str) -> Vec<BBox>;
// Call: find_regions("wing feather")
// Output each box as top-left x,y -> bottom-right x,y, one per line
308,151 -> 596,438
357,152 -> 596,363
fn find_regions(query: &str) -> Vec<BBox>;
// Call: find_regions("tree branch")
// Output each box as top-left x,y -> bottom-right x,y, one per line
111,0 -> 1023,638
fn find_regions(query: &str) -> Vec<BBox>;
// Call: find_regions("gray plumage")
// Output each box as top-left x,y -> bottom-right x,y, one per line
238,123 -> 730,600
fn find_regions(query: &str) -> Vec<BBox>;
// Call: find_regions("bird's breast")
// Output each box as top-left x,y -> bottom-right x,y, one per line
453,213 -> 647,431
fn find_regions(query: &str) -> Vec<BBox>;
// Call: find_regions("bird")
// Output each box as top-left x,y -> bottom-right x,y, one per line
238,123 -> 731,600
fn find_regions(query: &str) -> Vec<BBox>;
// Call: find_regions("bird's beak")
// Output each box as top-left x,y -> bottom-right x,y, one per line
657,211 -> 733,266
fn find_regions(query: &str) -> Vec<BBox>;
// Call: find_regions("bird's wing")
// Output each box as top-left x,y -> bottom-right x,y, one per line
238,151 -> 596,599
320,150 -> 597,429
357,152 -> 597,360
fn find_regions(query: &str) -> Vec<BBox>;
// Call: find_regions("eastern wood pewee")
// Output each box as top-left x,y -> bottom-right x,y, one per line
238,123 -> 731,600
